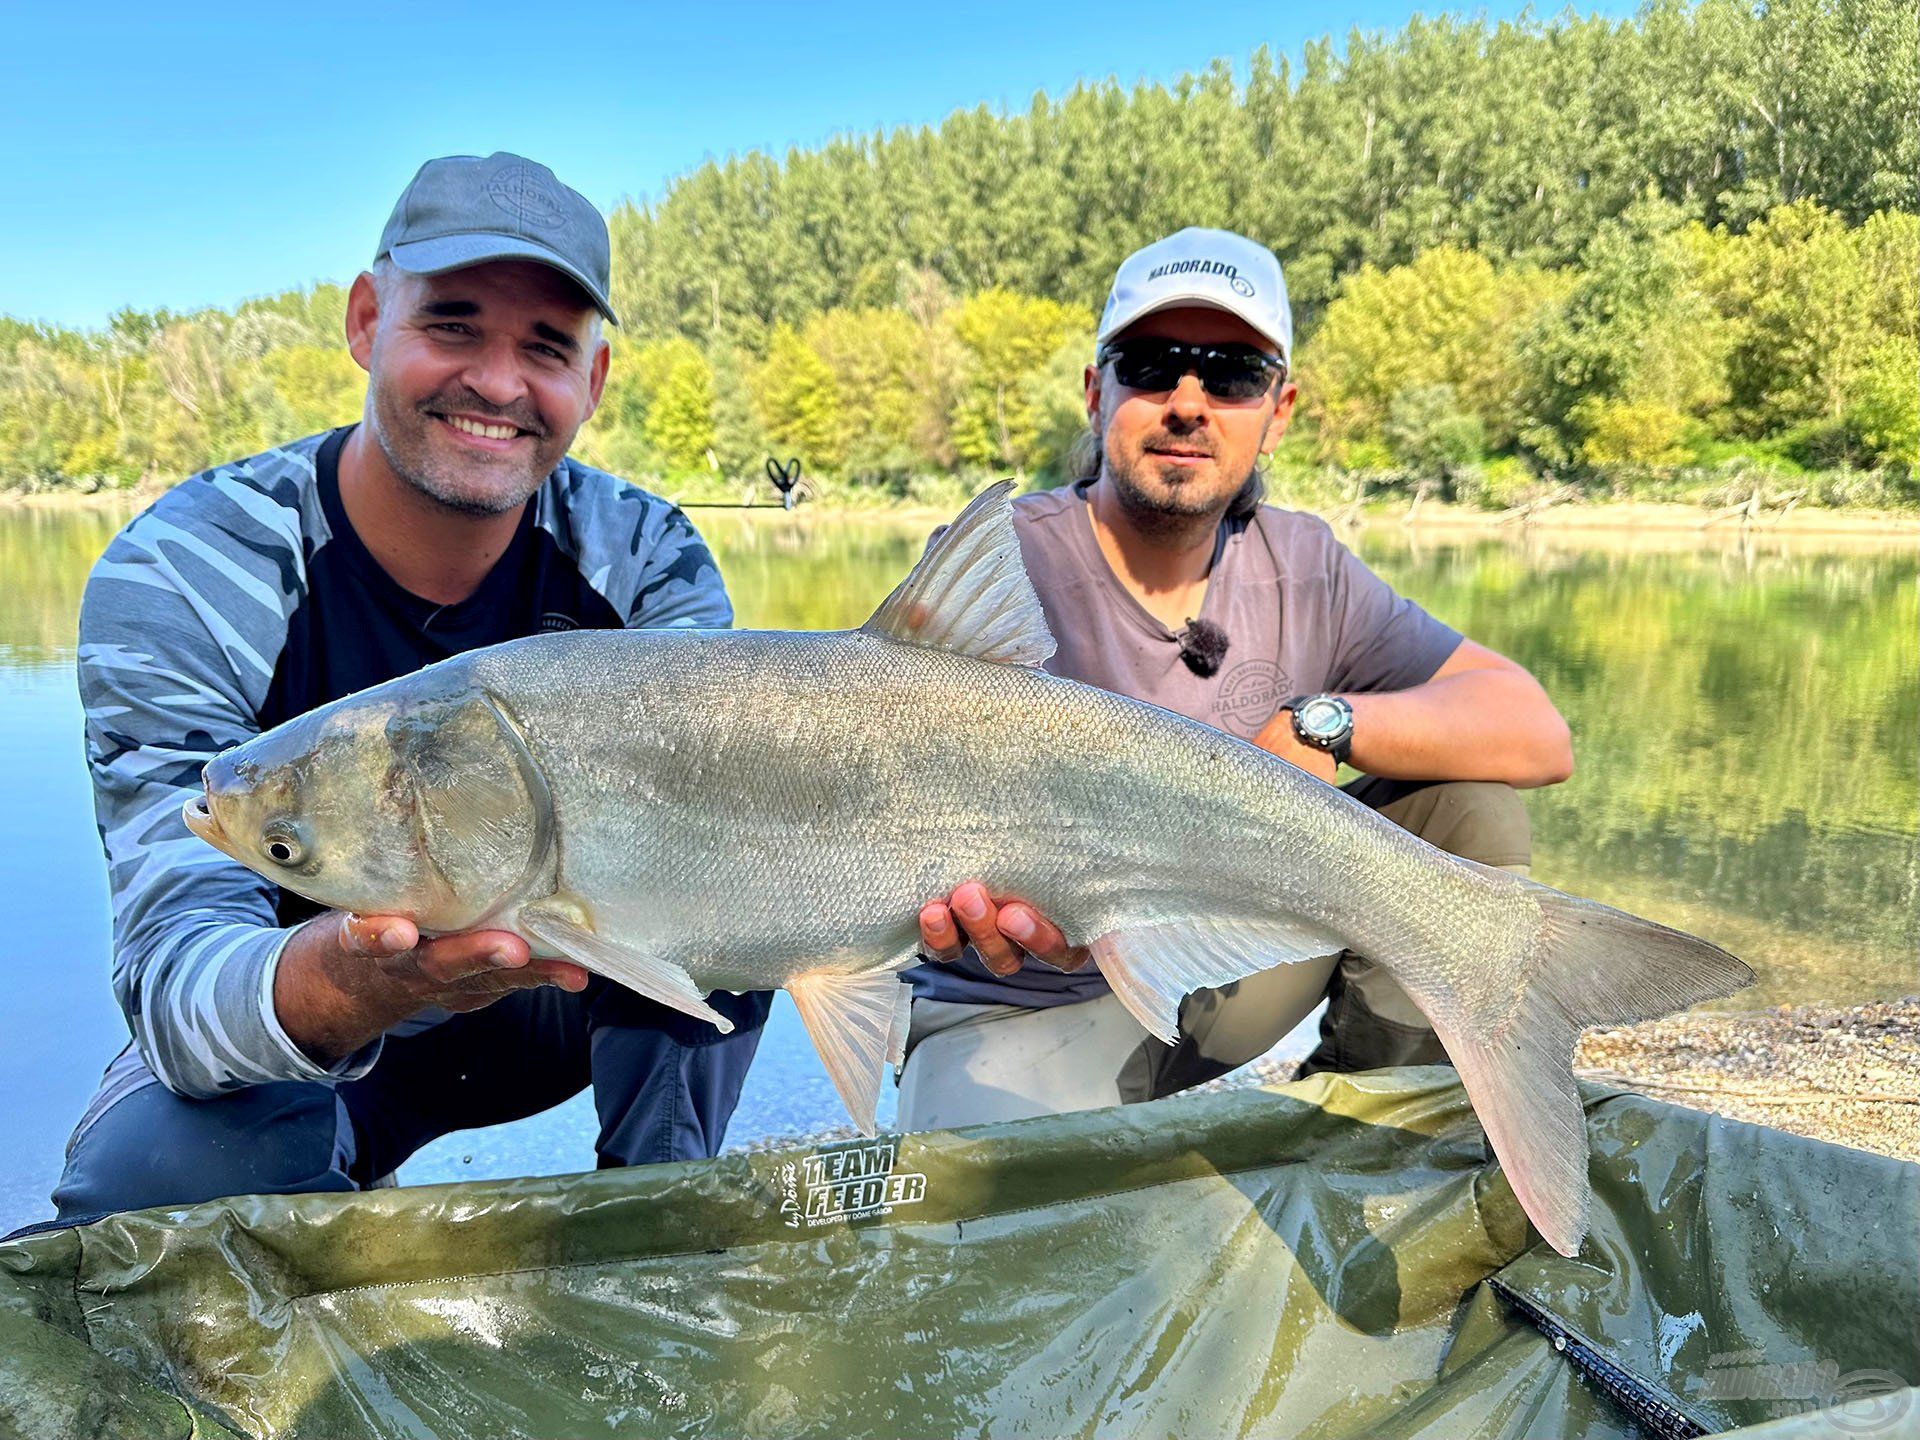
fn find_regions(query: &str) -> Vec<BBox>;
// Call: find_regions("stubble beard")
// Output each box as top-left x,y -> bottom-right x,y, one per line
367,378 -> 559,518
1102,433 -> 1249,540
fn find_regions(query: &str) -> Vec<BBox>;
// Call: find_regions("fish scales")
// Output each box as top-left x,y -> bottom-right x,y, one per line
186,482 -> 1753,1255
470,625 -> 1505,995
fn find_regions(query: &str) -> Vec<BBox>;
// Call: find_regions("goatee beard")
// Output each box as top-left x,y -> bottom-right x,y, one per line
406,479 -> 526,518
1104,453 -> 1240,539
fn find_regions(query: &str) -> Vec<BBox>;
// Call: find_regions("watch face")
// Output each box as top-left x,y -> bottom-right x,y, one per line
1299,696 -> 1347,740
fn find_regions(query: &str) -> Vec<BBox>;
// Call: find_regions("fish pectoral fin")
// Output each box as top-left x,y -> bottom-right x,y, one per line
786,967 -> 914,1137
860,479 -> 1056,667
1092,917 -> 1344,1044
520,901 -> 734,1034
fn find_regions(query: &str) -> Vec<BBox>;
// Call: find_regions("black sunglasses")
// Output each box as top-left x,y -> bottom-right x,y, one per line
1097,338 -> 1287,402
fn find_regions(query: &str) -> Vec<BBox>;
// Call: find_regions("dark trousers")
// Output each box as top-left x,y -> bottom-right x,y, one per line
50,979 -> 770,1227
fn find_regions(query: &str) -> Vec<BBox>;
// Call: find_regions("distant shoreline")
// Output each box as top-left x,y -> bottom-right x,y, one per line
1374,498 -> 1920,544
8,484 -> 1917,545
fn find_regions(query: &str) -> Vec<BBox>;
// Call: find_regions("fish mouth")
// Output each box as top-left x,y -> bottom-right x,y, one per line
182,789 -> 234,855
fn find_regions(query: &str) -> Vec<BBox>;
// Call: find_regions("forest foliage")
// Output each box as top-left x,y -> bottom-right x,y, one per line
2,0 -> 1913,504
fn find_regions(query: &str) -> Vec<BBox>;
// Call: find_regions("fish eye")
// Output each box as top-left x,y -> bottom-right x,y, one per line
261,822 -> 309,869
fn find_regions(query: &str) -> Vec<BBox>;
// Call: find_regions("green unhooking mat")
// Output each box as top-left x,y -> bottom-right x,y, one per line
2,1070 -> 1915,1439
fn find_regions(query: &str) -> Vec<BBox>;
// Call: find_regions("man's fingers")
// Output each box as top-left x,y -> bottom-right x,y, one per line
951,882 -> 1021,976
341,912 -> 417,956
926,885 -> 1078,977
409,930 -> 531,985
918,903 -> 965,963
997,903 -> 1088,972
529,958 -> 592,992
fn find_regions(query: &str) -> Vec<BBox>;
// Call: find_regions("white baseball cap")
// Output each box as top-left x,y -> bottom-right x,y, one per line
1096,227 -> 1292,366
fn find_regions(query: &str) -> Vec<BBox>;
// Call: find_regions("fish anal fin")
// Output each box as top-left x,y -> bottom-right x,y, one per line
1092,917 -> 1344,1044
786,967 -> 913,1136
520,899 -> 734,1034
860,480 -> 1056,667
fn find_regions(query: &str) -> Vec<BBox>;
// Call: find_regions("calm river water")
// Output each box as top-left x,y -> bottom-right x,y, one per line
1,500 -> 1913,1232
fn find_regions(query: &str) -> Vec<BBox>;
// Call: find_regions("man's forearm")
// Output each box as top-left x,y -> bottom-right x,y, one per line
1344,667 -> 1573,788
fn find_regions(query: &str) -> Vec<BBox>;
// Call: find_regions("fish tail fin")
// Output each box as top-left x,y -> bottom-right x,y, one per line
1433,882 -> 1753,1258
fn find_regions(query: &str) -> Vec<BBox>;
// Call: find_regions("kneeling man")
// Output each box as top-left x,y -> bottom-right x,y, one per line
907,229 -> 1572,1126
53,154 -> 770,1224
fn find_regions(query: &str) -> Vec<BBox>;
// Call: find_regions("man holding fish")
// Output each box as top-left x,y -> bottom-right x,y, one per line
50,154 -> 772,1222
905,229 -> 1578,1127
56,170 -> 1747,1257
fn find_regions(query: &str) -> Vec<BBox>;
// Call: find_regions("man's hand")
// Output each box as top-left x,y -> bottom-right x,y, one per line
274,912 -> 591,1066
916,713 -> 1336,976
917,881 -> 1091,977
1250,707 -> 1339,783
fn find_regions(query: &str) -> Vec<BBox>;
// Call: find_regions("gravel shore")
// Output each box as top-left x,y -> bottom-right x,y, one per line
733,999 -> 1920,1166
1572,997 -> 1920,1163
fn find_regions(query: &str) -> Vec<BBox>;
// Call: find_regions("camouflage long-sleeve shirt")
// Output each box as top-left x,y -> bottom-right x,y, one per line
78,427 -> 731,1102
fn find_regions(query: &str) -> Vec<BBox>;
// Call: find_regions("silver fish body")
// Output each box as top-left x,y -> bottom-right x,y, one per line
472,626 -> 1529,1021
187,483 -> 1752,1256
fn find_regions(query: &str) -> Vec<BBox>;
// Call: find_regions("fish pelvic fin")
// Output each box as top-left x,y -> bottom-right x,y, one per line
786,967 -> 914,1136
520,900 -> 735,1033
1092,917 -> 1345,1044
861,479 -> 1056,668
1435,880 -> 1754,1259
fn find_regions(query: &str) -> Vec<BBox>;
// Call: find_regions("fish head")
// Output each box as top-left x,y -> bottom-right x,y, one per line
183,677 -> 553,932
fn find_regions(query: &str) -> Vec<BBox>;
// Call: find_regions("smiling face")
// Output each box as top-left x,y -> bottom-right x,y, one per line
345,259 -> 610,516
1086,306 -> 1298,526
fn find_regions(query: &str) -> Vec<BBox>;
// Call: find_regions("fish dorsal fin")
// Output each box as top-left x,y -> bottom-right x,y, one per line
861,480 -> 1056,667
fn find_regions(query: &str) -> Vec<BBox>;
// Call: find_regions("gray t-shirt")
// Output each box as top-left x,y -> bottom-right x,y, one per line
909,480 -> 1462,1008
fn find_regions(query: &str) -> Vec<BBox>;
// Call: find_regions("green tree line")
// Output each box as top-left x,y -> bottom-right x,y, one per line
2,0 -> 1913,501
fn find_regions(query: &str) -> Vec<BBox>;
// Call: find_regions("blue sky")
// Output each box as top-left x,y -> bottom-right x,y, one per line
4,1 -> 1633,330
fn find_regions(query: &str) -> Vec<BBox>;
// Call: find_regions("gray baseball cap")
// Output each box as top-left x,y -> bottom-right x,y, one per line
375,152 -> 620,325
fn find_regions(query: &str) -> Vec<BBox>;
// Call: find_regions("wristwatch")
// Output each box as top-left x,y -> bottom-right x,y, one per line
1282,693 -> 1354,766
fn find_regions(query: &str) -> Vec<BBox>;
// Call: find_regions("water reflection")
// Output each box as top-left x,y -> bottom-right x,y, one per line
1351,529 -> 1919,1005
1,501 -> 1912,1014
0,501 -> 138,667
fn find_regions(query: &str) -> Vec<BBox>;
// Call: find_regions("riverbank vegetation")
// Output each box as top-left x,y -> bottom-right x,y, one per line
2,0 -> 1913,506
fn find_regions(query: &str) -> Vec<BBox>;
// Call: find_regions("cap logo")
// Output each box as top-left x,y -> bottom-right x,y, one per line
1146,257 -> 1255,299
486,165 -> 565,229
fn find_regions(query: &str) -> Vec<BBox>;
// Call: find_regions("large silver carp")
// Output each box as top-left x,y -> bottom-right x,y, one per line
185,482 -> 1751,1255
